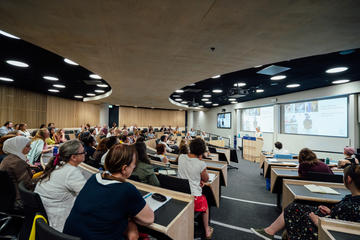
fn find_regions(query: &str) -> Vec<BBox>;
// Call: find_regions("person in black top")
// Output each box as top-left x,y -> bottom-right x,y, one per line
251,164 -> 360,240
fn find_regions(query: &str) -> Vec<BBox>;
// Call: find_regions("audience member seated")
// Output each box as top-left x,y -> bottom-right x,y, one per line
273,141 -> 289,155
28,128 -> 53,165
46,127 -> 56,145
53,128 -> 67,144
159,135 -> 178,153
100,136 -> 119,166
48,122 -> 55,128
0,134 -> 16,163
132,141 -> 160,186
18,123 -> 30,138
154,144 -> 169,164
120,134 -> 130,144
175,139 -> 189,164
185,132 -> 192,140
178,138 -> 213,239
251,164 -> 360,240
0,121 -> 14,137
338,147 -> 359,168
0,136 -> 32,209
39,124 -> 46,129
34,139 -> 87,232
298,148 -> 333,176
63,144 -> 154,240
92,138 -> 109,165
81,133 -> 96,158
189,128 -> 196,137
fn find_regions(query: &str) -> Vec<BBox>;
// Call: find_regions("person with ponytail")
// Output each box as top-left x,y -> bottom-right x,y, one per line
34,139 -> 86,232
27,128 -> 53,165
63,144 -> 154,240
251,164 -> 360,240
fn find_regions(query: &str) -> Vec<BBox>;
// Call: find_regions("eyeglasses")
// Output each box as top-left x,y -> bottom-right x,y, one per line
73,151 -> 87,155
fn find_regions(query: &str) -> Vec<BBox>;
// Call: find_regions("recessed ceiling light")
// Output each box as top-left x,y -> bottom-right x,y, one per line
198,105 -> 204,108
97,84 -> 108,88
212,103 -> 219,106
0,30 -> 20,39
256,89 -> 264,93
231,101 -> 237,104
228,98 -> 236,101
203,94 -> 211,98
43,76 -> 59,81
175,98 -> 182,101
188,83 -> 196,86
6,60 -> 29,68
74,95 -> 83,99
181,101 -> 188,104
205,101 -> 212,104
173,95 -> 180,98
286,83 -> 300,88
90,74 -> 101,79
48,89 -> 59,93
95,89 -> 105,93
175,89 -> 184,93
212,89 -> 222,93
270,75 -> 286,80
325,67 -> 348,73
254,65 -> 263,68
332,79 -> 350,84
0,77 -> 14,82
234,82 -> 246,87
53,84 -> 65,88
211,75 -> 221,79
109,105 -> 113,108
201,98 -> 209,101
86,93 -> 96,96
64,58 -> 79,66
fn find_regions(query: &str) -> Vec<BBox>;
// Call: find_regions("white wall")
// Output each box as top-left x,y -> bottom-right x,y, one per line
188,81 -> 360,155
99,103 -> 109,126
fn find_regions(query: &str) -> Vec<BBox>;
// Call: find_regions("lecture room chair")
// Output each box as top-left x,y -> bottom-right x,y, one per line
35,217 -> 80,240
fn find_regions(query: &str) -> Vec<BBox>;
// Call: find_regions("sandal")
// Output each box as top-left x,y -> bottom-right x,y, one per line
206,226 -> 214,239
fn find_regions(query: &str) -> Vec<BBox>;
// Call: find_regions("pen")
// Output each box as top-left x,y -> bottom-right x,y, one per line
143,193 -> 153,199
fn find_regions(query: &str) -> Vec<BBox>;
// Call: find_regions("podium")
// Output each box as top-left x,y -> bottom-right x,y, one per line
242,136 -> 264,162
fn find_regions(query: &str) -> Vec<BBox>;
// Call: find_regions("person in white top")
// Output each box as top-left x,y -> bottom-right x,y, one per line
255,126 -> 263,139
159,135 -> 174,153
178,138 -> 213,239
35,139 -> 87,232
273,141 -> 289,155
189,128 -> 196,137
18,123 -> 30,138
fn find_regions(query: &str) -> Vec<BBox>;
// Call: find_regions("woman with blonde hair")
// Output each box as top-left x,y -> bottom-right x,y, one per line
27,128 -> 53,165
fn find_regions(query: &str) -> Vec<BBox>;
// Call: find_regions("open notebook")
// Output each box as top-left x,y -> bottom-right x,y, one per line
208,173 -> 216,183
304,184 -> 340,195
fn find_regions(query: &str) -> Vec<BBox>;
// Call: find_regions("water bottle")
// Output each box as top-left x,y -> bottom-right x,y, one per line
53,146 -> 58,156
325,157 -> 330,164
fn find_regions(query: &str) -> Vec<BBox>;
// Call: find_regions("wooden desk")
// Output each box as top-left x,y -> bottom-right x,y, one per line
214,148 -> 230,164
150,160 -> 221,208
264,159 -> 298,178
79,163 -> 194,240
319,218 -> 360,240
282,179 -> 349,210
202,159 -> 228,187
209,139 -> 225,148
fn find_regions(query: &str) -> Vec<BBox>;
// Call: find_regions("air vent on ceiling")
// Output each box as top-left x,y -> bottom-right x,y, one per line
83,80 -> 102,85
228,88 -> 248,98
256,65 -> 290,76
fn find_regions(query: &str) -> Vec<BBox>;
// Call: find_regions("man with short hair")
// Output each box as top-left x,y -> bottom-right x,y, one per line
0,121 -> 14,137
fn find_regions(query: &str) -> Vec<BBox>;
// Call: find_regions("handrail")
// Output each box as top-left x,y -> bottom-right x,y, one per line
195,130 -> 231,148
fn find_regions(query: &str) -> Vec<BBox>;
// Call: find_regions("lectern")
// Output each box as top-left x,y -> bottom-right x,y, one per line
242,136 -> 263,162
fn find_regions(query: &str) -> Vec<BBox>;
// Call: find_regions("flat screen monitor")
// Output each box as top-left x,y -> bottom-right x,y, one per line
217,112 -> 231,129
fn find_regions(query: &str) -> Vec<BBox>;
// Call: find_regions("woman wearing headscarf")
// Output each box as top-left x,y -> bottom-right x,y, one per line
0,136 -> 32,209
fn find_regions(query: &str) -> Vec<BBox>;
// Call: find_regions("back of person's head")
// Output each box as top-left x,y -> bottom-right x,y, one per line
160,135 -> 166,142
47,123 -> 54,128
189,138 -> 206,157
274,141 -> 283,150
89,128 -> 96,135
156,144 -> 165,155
136,136 -> 145,143
105,144 -> 137,175
82,134 -> 95,146
96,138 -> 109,151
298,148 -> 318,164
135,141 -> 150,164
179,144 -> 189,155
0,134 -> 16,155
344,164 -> 360,191
106,136 -> 118,149
3,121 -> 11,127
344,147 -> 356,156
18,123 -> 26,131
38,139 -> 83,182
32,128 -> 48,142
39,124 -> 46,129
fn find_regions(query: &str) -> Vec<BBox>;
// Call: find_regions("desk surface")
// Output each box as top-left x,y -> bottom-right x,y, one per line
319,217 -> 360,240
329,230 -> 359,240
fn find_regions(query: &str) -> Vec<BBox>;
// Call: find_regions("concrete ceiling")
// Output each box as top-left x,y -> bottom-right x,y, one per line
0,0 -> 359,109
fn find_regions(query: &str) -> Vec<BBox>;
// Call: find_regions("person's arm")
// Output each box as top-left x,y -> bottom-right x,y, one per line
162,155 -> 169,164
148,173 -> 160,187
200,168 -> 209,183
309,212 -> 320,227
134,203 -> 154,225
65,168 -> 87,194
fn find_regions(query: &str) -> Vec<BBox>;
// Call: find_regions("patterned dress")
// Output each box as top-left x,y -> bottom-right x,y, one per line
284,195 -> 360,240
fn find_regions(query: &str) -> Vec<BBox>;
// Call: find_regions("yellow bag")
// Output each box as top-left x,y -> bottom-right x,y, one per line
29,214 -> 47,240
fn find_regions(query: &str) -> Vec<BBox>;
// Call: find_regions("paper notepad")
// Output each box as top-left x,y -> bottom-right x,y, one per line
158,169 -> 177,175
143,193 -> 172,211
304,184 -> 340,195
208,173 -> 216,183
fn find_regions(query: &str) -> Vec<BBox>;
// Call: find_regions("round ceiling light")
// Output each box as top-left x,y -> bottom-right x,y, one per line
254,65 -> 263,68
175,89 -> 184,93
188,83 -> 196,86
74,95 -> 83,99
325,67 -> 348,73
332,79 -> 350,84
53,84 -> 65,88
212,89 -> 222,93
86,93 -> 96,96
97,84 -> 108,88
231,101 -> 237,104
286,83 -> 300,88
205,101 -> 212,104
256,89 -> 264,93
95,89 -> 105,93
0,77 -> 14,82
212,103 -> 219,106
181,101 -> 188,104
90,74 -> 101,79
228,98 -> 236,101
270,75 -> 286,80
234,82 -> 246,87
0,30 -> 20,39
211,75 -> 221,79
64,58 -> 79,66
201,98 -> 209,101
175,98 -> 182,101
43,76 -> 59,81
198,105 -> 204,108
48,89 -> 59,93
203,94 -> 211,98
6,60 -> 29,68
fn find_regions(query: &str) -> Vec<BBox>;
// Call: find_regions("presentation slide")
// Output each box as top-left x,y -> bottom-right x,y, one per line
217,113 -> 231,128
283,97 -> 348,137
241,106 -> 274,132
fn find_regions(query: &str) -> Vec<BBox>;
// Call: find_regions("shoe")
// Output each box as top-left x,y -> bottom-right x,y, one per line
205,226 -> 214,239
250,228 -> 274,240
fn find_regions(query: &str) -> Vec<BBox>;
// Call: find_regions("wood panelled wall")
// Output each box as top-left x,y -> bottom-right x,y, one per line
119,107 -> 185,127
0,85 -> 100,128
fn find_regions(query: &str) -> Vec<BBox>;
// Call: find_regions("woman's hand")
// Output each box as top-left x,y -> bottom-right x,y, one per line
126,221 -> 139,240
318,205 -> 331,215
309,212 -> 319,226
